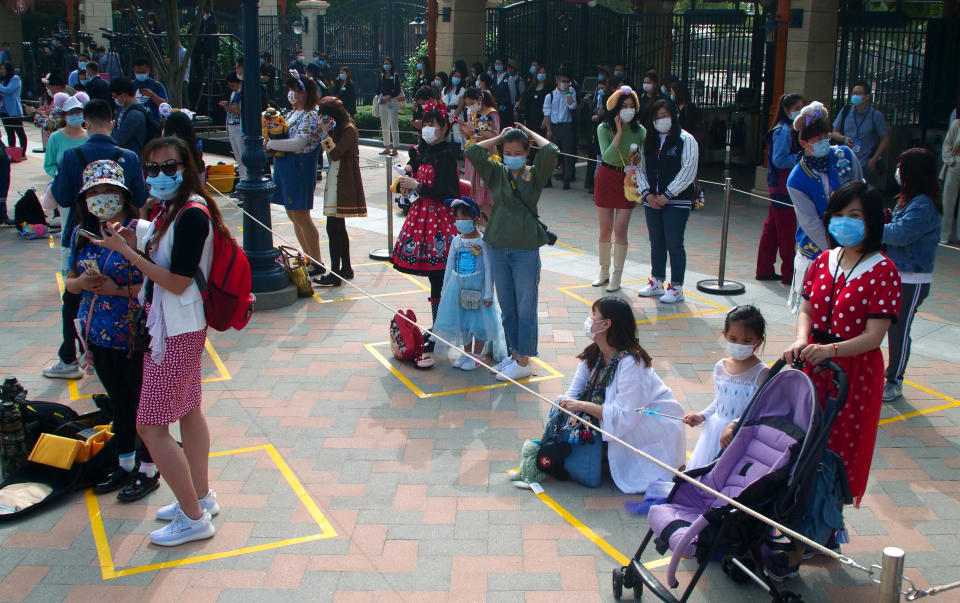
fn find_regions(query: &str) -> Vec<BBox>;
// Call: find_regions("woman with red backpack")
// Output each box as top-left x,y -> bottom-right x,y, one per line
96,136 -> 230,546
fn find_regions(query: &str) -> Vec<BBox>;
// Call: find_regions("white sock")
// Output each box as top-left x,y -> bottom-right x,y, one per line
139,462 -> 157,478
118,453 -> 135,472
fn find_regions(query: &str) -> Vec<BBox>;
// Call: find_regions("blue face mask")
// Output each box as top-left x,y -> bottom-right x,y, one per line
146,171 -> 183,201
495,64 -> 503,72
811,138 -> 831,158
670,93 -> 676,102
487,71 -> 494,78
451,76 -> 461,85
850,94 -> 863,106
134,73 -> 149,82
536,73 -> 546,82
790,110 -> 801,120
828,216 -> 866,247
383,64 -> 391,72
455,219 -> 475,235
503,154 -> 526,171
65,113 -> 84,127
416,63 -> 423,70
614,70 -> 624,78
339,73 -> 346,80
529,66 -> 536,75
597,74 -> 604,82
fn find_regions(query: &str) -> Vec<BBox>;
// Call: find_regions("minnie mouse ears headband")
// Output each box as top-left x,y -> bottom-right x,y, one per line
606,85 -> 640,112
793,101 -> 829,131
422,100 -> 450,124
288,69 -> 305,90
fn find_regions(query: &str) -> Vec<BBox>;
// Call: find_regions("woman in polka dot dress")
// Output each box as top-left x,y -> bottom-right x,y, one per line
783,182 -> 900,506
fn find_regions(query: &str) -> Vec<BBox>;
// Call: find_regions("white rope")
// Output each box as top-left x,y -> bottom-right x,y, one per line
200,178 -> 876,575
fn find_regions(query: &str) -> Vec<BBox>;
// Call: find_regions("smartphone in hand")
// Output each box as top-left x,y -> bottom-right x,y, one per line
77,228 -> 103,242
80,259 -> 101,275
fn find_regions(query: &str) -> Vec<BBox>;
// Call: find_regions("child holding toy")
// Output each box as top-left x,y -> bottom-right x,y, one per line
683,305 -> 770,470
432,197 -> 507,370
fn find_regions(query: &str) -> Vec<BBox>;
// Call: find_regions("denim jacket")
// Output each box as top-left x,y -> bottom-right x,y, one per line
883,194 -> 941,274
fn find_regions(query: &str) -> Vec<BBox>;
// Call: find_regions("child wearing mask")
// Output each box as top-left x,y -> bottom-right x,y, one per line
432,197 -> 507,371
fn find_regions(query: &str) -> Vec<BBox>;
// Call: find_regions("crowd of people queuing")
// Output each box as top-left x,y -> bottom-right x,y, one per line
1,38 -> 957,583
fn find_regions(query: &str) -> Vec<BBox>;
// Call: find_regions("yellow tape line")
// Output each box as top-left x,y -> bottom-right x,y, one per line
558,281 -> 729,324
86,443 -> 336,580
879,380 -> 960,425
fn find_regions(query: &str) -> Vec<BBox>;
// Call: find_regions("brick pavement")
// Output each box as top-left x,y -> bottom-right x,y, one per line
0,128 -> 959,601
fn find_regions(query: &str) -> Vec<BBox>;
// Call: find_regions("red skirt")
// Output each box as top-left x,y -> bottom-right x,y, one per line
594,164 -> 636,210
391,197 -> 457,275
138,328 -> 207,425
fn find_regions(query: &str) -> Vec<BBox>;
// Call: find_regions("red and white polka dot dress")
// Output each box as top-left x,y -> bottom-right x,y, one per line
802,249 -> 901,506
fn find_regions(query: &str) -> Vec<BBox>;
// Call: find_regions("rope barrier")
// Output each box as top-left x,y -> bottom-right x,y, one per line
199,172 -> 879,580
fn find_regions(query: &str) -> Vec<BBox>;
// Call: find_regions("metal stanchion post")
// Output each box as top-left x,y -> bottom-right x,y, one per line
878,546 -> 905,603
369,155 -> 395,260
696,176 -> 746,296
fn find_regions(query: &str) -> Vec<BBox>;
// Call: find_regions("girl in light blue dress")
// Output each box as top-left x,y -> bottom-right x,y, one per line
432,197 -> 507,370
684,306 -> 770,469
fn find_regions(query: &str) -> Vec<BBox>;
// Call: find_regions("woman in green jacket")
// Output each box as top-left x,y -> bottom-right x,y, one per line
465,122 -> 558,382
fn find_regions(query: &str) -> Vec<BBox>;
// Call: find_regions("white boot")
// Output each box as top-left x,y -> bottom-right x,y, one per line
606,243 -> 629,292
592,241 -> 611,287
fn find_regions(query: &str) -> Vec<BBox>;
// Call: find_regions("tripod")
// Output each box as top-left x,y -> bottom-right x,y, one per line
194,58 -> 222,117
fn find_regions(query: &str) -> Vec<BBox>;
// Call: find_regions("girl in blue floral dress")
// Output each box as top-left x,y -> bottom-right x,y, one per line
66,160 -> 154,502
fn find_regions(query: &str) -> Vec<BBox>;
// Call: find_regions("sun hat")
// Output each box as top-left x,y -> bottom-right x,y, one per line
78,160 -> 130,198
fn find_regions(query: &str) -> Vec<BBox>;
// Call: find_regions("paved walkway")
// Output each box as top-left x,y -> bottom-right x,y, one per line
1,129 -> 959,602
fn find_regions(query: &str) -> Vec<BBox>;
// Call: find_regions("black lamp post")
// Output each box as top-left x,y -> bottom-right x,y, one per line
239,0 -> 296,308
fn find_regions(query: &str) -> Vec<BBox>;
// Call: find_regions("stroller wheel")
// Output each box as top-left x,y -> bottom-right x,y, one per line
612,567 -> 624,600
722,554 -> 755,584
622,563 -> 635,589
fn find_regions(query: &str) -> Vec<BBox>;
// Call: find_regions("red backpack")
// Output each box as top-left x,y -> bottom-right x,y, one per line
178,201 -> 255,331
389,309 -> 423,362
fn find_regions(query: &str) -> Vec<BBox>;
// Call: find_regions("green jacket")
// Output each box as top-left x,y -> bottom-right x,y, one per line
465,142 -> 559,249
597,121 -> 646,167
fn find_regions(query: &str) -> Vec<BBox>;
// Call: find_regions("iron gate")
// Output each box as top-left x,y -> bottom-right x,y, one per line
319,0 -> 426,100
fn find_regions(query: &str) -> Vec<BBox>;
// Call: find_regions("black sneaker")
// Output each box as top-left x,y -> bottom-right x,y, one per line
313,273 -> 341,287
340,270 -> 355,280
423,334 -> 436,354
307,263 -> 326,277
93,468 -> 135,494
116,472 -> 161,503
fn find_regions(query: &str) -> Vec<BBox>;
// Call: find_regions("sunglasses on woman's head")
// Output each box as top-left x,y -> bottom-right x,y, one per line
143,160 -> 184,178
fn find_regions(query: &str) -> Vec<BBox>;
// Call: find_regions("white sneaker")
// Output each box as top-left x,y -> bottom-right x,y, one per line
489,356 -> 516,375
496,360 -> 534,382
659,284 -> 685,304
882,380 -> 903,402
460,354 -> 481,371
506,469 -> 521,481
452,354 -> 470,369
637,278 -> 665,297
156,490 -> 220,522
149,509 -> 215,546
42,360 -> 84,380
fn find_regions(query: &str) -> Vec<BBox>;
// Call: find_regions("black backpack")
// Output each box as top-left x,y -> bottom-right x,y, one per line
124,103 -> 161,143
13,189 -> 47,232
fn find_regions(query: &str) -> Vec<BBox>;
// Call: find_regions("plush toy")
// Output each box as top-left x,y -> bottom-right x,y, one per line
261,108 -> 290,158
623,165 -> 642,203
505,439 -> 545,486
18,224 -> 48,240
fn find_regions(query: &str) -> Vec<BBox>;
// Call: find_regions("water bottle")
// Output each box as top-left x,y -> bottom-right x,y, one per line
0,401 -> 27,478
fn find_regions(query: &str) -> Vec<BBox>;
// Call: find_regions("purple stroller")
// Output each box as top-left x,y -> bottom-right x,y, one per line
612,360 -> 849,602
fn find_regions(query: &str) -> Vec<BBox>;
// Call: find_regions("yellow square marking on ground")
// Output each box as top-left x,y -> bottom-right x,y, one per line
558,279 -> 729,324
85,443 -> 337,580
364,341 -> 563,398
311,262 -> 430,304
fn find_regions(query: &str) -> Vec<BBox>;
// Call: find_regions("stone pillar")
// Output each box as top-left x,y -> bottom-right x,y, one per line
296,0 -> 328,58
436,0 -> 490,73
80,0 -> 114,48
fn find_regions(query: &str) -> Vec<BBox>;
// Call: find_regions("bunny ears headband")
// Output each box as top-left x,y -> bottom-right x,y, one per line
289,69 -> 305,90
793,101 -> 829,131
606,85 -> 640,112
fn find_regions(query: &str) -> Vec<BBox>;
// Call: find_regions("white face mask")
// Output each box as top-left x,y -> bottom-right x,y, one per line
894,167 -> 902,186
287,90 -> 298,106
726,341 -> 758,361
642,83 -> 654,93
466,104 -> 478,114
619,109 -> 636,123
421,126 -> 439,144
583,316 -> 607,341
654,117 -> 672,133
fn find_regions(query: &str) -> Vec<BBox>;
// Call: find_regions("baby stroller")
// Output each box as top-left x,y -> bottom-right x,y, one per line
612,359 -> 849,602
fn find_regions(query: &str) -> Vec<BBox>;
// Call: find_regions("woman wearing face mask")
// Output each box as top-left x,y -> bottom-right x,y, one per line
755,93 -> 804,285
412,56 -> 431,94
782,181 -> 900,508
442,69 -> 467,149
880,149 -> 942,402
391,102 -> 461,361
95,136 -> 231,545
316,96 -> 367,287
638,71 -> 664,124
584,72 -> 610,194
459,88 -> 500,215
669,81 -> 699,137
636,99 -> 698,304
509,296 -> 684,493
0,62 -> 27,152
266,72 -> 325,277
336,69 -> 357,116
375,58 -> 402,156
66,160 -> 156,502
43,94 -> 89,178
785,101 -> 862,313
465,124 -> 557,382
520,66 -> 551,179
593,86 -> 645,292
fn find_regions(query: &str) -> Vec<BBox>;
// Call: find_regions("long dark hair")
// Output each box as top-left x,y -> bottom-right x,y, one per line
162,111 -> 204,174
0,62 -> 14,85
578,297 -> 652,369
823,181 -> 885,253
285,74 -> 320,110
896,147 -> 942,214
142,137 -> 231,257
318,95 -> 352,141
604,91 -> 641,133
73,184 -> 137,271
643,99 -> 680,155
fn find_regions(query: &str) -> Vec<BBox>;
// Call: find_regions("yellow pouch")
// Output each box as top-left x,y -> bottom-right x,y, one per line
27,434 -> 82,470
75,430 -> 112,464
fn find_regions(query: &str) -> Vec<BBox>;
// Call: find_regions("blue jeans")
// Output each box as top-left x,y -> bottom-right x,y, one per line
488,246 -> 540,357
644,204 -> 690,286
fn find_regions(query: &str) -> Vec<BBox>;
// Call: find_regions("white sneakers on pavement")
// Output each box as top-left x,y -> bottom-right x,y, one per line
150,509 -> 215,546
496,361 -> 533,382
156,490 -> 220,522
637,278 -> 665,298
659,284 -> 685,304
